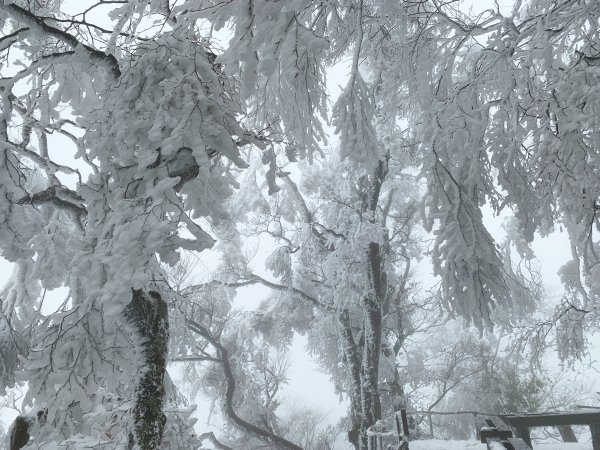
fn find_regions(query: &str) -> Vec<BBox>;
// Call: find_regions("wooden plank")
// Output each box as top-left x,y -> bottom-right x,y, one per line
557,425 -> 577,442
476,417 -> 513,443
515,426 -> 532,448
475,416 -> 489,428
478,426 -> 513,443
506,437 -> 532,450
476,416 -> 491,443
502,412 -> 600,427
493,417 -> 512,428
486,437 -> 507,450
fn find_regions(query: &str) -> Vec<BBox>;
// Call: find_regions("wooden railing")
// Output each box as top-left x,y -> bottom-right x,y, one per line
367,409 -> 600,449
475,411 -> 600,450
476,416 -> 531,450
501,411 -> 600,450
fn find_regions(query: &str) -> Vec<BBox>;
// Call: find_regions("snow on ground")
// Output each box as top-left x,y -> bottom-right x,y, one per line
532,445 -> 593,450
408,440 -> 483,449
408,440 -> 592,450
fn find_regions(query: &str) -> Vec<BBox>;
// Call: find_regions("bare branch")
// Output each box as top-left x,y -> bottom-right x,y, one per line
186,319 -> 304,450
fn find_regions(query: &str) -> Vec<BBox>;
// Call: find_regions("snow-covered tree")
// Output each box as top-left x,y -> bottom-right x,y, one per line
212,123 -> 425,449
1,1 -> 402,448
0,1 -> 256,449
400,0 -> 600,341
166,273 -> 306,450
4,1 -> 600,449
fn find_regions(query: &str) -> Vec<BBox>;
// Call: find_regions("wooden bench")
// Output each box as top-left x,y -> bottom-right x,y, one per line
475,416 -> 531,450
501,411 -> 600,450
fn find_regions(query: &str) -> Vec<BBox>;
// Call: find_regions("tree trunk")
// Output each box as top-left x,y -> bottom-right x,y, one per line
125,290 -> 169,450
338,309 -> 362,449
361,301 -> 382,449
360,242 -> 384,449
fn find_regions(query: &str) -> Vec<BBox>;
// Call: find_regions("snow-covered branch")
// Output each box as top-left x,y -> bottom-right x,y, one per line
0,3 -> 121,78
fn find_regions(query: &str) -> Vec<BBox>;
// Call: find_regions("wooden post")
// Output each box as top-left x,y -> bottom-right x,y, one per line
557,425 -> 577,442
395,413 -> 402,446
400,409 -> 410,438
507,437 -> 532,450
428,412 -> 433,438
497,412 -> 600,449
590,423 -> 600,450
515,426 -> 532,448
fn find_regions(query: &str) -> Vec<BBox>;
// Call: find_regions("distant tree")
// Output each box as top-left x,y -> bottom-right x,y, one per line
164,264 -> 303,450
212,135 -> 429,450
277,404 -> 339,450
406,318 -> 590,441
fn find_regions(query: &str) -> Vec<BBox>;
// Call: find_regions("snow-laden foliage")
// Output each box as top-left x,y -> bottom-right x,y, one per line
332,55 -> 380,172
400,0 -> 600,334
421,89 -> 510,327
0,1 -> 259,448
3,1 -> 600,449
178,0 -> 331,160
222,128 -> 425,449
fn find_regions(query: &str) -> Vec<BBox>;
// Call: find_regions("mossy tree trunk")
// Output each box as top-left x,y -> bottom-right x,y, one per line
125,289 -> 169,450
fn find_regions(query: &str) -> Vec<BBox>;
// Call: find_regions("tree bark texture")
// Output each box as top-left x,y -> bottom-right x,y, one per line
125,290 -> 169,450
359,242 -> 384,449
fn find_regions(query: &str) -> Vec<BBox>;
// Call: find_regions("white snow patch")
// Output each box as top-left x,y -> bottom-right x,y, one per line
408,440 -> 592,450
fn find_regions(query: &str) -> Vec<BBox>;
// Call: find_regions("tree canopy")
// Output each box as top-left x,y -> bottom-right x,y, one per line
1,1 -> 599,450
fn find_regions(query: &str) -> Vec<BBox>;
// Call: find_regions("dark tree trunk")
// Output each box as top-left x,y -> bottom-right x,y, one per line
125,290 -> 169,450
360,301 -> 382,449
359,242 -> 384,449
354,159 -> 388,450
8,417 -> 31,450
